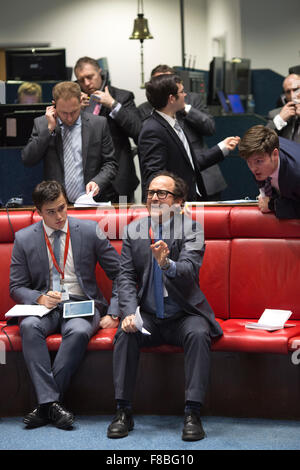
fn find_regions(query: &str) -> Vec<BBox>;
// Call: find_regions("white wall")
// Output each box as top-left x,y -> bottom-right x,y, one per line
240,0 -> 300,76
0,0 -> 297,103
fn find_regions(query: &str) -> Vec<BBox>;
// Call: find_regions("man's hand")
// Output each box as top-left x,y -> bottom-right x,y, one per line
279,101 -> 296,122
92,86 -> 115,109
150,240 -> 170,267
80,92 -> 90,108
46,105 -> 58,133
37,291 -> 62,309
121,314 -> 137,333
86,181 -> 100,196
258,195 -> 272,213
222,136 -> 240,151
99,315 -> 119,329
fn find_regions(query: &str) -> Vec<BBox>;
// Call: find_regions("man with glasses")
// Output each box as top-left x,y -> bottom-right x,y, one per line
138,73 -> 240,201
107,171 -> 223,441
266,73 -> 300,143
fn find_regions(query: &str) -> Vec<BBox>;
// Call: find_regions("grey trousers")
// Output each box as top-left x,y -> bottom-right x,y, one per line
113,312 -> 211,406
19,307 -> 100,405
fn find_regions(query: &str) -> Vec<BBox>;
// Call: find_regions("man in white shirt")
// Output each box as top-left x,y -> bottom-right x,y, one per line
138,73 -> 240,201
266,73 -> 300,143
9,180 -> 120,429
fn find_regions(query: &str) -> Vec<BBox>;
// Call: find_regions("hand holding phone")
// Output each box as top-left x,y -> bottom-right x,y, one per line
46,104 -> 58,133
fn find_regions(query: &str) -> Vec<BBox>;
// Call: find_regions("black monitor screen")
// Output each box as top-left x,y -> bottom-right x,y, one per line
0,103 -> 49,146
208,57 -> 225,105
5,48 -> 67,81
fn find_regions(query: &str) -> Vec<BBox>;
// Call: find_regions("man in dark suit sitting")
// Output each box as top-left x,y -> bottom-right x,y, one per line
9,180 -> 120,429
138,73 -> 240,201
74,56 -> 141,202
22,81 -> 118,203
239,125 -> 300,218
107,171 -> 223,441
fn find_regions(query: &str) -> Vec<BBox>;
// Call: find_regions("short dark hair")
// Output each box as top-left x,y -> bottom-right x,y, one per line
148,171 -> 188,203
145,74 -> 182,110
32,181 -> 67,211
239,125 -> 279,160
151,64 -> 175,77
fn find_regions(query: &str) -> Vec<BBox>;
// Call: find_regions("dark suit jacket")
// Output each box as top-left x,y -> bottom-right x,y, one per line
271,137 -> 300,218
118,215 -> 222,338
138,110 -> 224,201
266,107 -> 300,142
22,112 -> 118,199
85,85 -> 141,198
138,93 -> 227,197
9,216 -> 120,316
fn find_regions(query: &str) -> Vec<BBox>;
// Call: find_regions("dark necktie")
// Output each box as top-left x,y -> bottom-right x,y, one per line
52,230 -> 62,292
258,177 -> 273,197
153,225 -> 164,319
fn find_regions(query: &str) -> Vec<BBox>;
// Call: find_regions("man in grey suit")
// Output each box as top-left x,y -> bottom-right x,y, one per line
138,64 -> 227,200
107,171 -> 223,441
10,180 -> 120,429
266,73 -> 300,143
22,81 -> 118,203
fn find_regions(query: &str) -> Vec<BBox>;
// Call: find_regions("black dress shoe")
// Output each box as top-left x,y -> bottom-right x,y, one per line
23,407 -> 50,428
48,402 -> 74,430
107,408 -> 134,438
182,411 -> 205,441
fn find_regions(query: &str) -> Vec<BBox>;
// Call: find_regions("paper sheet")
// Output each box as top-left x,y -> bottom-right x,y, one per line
245,309 -> 293,331
5,304 -> 52,318
134,306 -> 151,335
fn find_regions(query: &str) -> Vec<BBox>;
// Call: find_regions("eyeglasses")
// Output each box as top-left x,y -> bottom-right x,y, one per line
146,190 -> 176,200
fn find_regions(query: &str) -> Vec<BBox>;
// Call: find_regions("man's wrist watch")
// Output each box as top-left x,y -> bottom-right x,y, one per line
160,257 -> 171,270
111,315 -> 119,320
111,99 -> 118,110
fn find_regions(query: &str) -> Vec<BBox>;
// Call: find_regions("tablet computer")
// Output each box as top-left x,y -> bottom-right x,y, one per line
63,300 -> 94,318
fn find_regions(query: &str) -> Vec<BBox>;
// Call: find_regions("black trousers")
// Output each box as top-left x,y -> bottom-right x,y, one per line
113,312 -> 211,406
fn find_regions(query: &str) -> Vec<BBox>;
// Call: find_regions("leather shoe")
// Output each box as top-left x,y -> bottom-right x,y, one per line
48,402 -> 74,430
182,411 -> 205,441
23,407 -> 49,428
107,408 -> 134,438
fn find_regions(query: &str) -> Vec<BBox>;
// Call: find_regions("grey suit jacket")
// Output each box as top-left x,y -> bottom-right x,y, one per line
9,216 -> 120,316
118,215 -> 222,338
22,112 -> 118,197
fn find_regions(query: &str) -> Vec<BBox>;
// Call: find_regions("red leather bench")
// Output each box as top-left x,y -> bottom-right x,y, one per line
1,205 -> 300,354
1,205 -> 300,418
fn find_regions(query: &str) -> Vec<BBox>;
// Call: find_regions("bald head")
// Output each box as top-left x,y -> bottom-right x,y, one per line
283,74 -> 300,102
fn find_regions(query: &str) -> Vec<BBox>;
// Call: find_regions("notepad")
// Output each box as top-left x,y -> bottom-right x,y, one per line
5,304 -> 52,318
245,309 -> 293,331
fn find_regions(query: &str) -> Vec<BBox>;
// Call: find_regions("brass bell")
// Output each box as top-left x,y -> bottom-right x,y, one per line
130,13 -> 153,42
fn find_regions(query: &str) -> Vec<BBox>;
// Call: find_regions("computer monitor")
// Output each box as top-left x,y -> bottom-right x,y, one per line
207,57 -> 225,105
217,90 -> 230,113
5,48 -> 67,81
227,94 -> 245,114
0,103 -> 49,146
225,59 -> 251,96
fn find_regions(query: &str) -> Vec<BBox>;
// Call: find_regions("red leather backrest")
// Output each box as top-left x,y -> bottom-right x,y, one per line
0,244 -> 14,320
230,238 -> 300,319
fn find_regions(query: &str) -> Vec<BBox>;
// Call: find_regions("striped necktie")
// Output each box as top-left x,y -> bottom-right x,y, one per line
62,125 -> 81,203
263,177 -> 273,197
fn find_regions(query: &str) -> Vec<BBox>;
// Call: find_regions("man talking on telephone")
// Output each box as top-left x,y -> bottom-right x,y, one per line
22,81 -> 118,203
74,57 -> 141,202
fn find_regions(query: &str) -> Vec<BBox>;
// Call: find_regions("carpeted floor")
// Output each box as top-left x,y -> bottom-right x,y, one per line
0,415 -> 299,451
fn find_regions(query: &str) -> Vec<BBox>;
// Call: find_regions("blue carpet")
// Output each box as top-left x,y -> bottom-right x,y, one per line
0,415 -> 299,450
